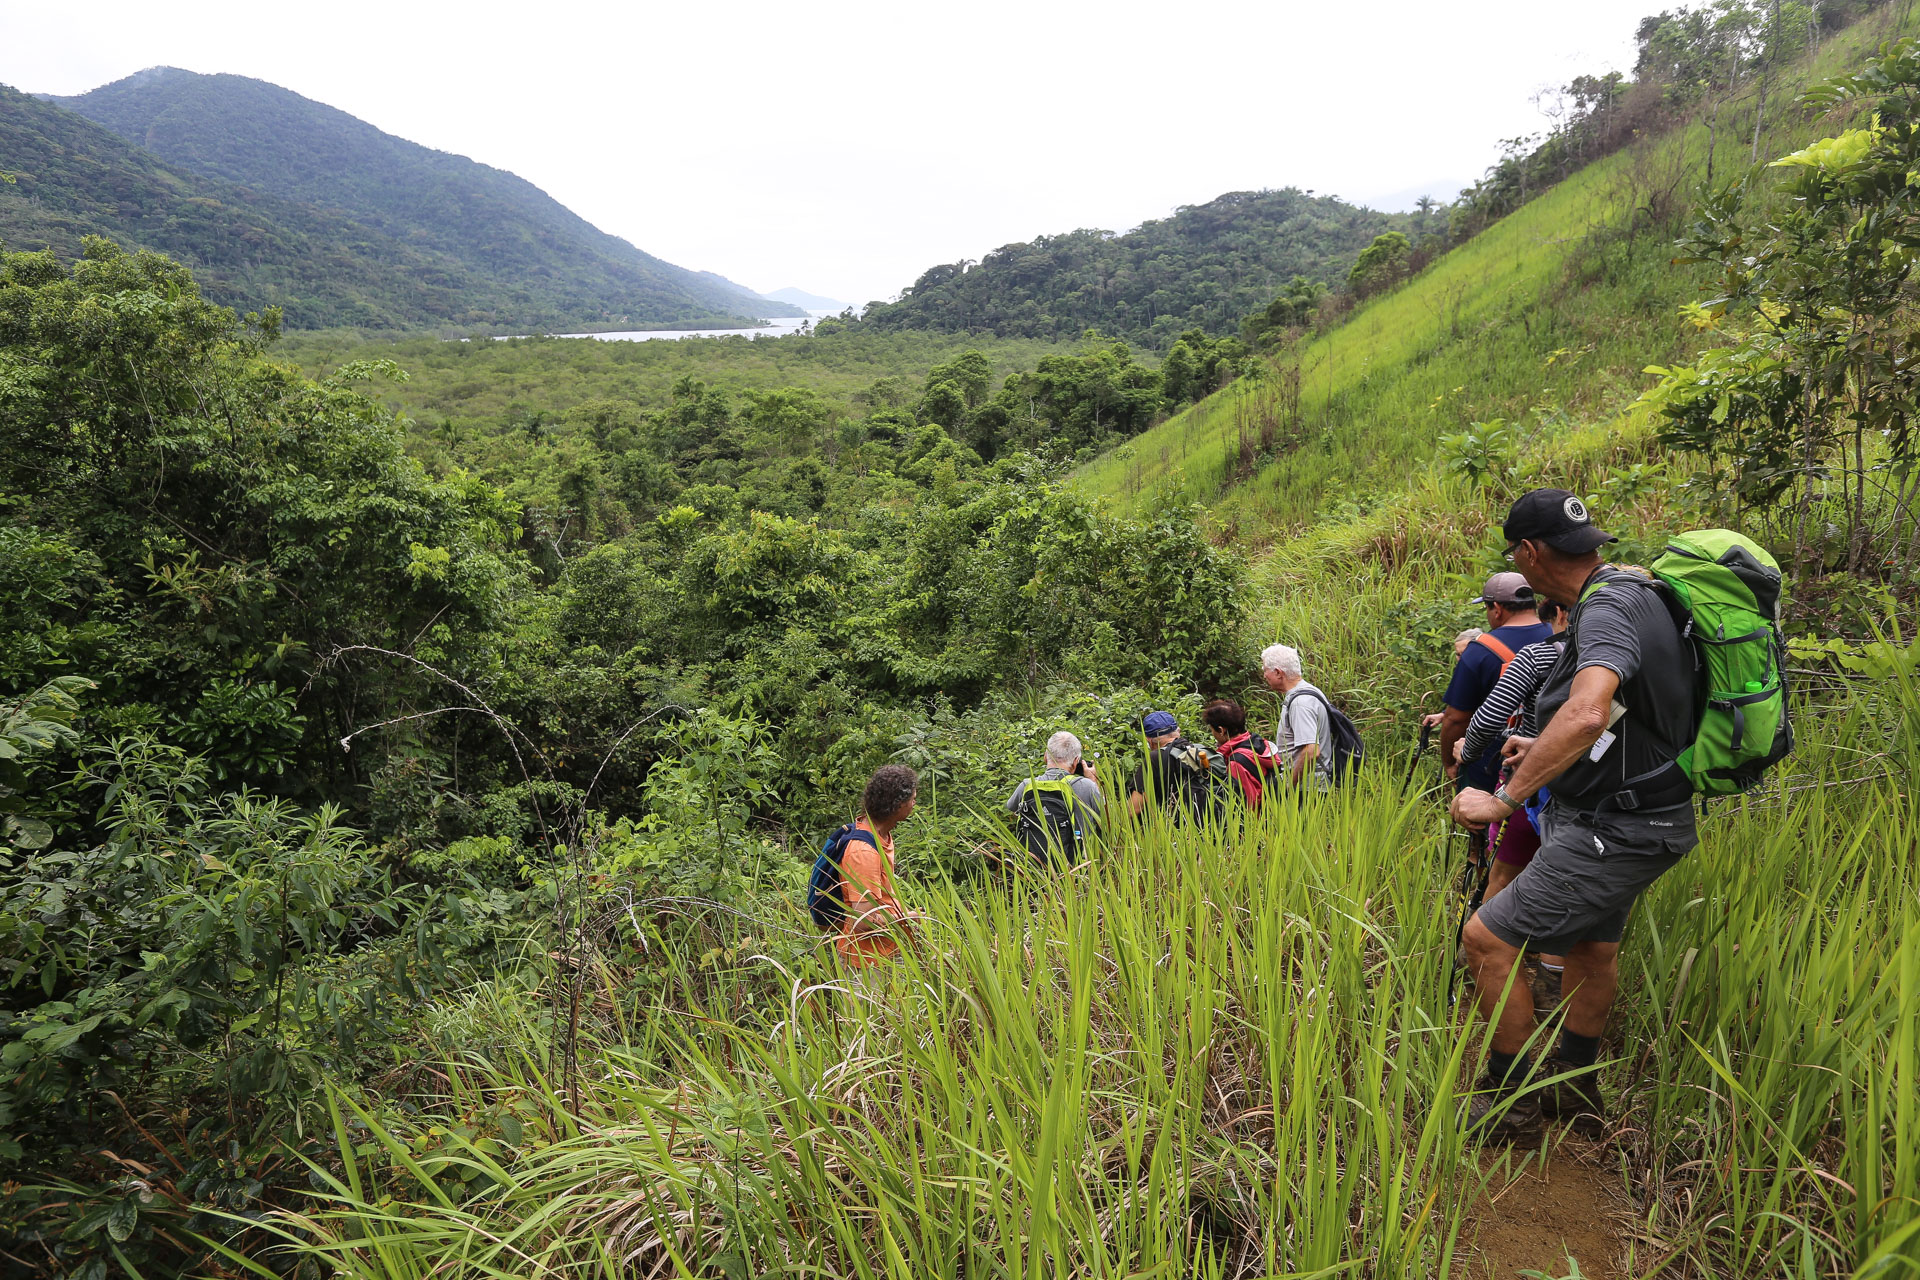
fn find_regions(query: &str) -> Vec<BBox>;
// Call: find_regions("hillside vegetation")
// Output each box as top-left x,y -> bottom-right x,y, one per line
853,188 -> 1399,347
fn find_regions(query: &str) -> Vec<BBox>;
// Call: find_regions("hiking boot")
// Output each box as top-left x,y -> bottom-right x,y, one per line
1462,1075 -> 1544,1145
1531,964 -> 1563,1023
1539,1058 -> 1607,1138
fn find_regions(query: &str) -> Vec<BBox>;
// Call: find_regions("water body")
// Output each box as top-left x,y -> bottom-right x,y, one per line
550,312 -> 832,343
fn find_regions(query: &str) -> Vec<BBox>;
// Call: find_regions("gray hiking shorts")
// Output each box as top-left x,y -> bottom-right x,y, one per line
1475,801 -> 1697,953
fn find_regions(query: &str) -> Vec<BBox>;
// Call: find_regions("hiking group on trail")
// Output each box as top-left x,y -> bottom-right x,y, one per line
805,486 -> 1792,1146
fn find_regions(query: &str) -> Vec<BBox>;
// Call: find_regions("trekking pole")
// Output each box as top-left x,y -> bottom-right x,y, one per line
1446,822 -> 1493,1008
1399,720 -> 1434,797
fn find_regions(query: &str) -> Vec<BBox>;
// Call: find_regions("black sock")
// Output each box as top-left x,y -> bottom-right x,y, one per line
1487,1049 -> 1533,1088
1558,1030 -> 1600,1068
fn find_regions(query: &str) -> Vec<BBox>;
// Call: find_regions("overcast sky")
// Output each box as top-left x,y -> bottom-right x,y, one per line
3,0 -> 1655,307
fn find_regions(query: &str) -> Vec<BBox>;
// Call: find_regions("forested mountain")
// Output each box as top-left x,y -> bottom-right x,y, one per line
855,188 -> 1395,347
0,83 -> 513,329
2,70 -> 794,332
51,69 -> 802,325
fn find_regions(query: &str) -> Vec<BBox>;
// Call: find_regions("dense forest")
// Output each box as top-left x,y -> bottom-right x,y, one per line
851,188 -> 1397,347
0,72 -> 794,331
276,319 -> 1264,553
0,241 -> 1251,1275
4,2 -> 1920,1277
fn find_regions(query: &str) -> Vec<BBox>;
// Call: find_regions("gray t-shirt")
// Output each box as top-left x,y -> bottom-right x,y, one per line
1279,683 -> 1336,789
1534,566 -> 1696,812
1006,768 -> 1104,823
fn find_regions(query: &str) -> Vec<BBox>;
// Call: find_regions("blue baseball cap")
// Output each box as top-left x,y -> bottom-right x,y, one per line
1142,710 -> 1178,737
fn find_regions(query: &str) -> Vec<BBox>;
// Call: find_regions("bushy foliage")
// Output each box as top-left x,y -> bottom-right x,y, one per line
0,240 -> 523,804
1641,36 -> 1920,575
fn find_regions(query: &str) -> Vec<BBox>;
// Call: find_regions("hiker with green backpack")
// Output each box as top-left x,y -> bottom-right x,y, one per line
1004,731 -> 1105,869
1450,488 -> 1791,1143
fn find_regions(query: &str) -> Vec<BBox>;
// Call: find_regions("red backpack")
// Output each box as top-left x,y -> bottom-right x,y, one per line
1220,731 -> 1281,807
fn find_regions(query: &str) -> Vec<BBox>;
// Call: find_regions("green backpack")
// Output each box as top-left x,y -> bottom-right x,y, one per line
1646,530 -> 1794,796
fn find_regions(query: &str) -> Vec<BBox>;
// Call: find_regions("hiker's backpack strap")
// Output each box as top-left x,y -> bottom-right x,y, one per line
1288,686 -> 1366,781
1473,631 -> 1517,674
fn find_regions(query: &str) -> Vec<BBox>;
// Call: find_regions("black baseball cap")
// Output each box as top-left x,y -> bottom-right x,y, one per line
1502,488 -> 1616,554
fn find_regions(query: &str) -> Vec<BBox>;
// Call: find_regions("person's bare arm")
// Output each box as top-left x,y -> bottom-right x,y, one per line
1436,705 -> 1472,781
1453,666 -> 1618,826
1128,789 -> 1146,817
1291,742 -> 1320,784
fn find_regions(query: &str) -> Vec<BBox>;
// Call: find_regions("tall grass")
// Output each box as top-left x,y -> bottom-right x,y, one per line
242,661 -> 1919,1279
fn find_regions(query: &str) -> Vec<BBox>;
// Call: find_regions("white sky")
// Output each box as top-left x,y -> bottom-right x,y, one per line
2,0 -> 1653,308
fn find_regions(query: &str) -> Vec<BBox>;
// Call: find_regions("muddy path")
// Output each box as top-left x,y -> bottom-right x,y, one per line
1469,1136 -> 1632,1278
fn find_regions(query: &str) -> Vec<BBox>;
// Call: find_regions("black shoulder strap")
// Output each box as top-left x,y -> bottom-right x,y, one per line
1294,686 -> 1334,715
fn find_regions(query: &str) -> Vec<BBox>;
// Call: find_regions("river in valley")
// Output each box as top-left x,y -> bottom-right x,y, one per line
548,312 -> 832,343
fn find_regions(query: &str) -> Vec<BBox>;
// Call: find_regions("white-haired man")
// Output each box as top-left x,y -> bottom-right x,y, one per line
1004,730 -> 1104,868
1260,644 -> 1335,790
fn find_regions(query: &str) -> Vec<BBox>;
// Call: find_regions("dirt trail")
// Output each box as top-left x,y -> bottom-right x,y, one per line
1468,1137 -> 1631,1278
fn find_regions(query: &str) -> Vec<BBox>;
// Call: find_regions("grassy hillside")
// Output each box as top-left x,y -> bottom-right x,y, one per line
854,188 -> 1398,347
1073,8 -> 1912,542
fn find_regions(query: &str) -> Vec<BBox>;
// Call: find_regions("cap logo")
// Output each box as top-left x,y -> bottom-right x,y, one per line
1563,496 -> 1589,524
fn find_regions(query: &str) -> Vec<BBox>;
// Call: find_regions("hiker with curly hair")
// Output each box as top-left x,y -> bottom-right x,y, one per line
835,764 -> 926,967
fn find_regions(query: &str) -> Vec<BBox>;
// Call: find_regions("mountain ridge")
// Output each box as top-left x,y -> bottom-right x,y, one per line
7,67 -> 800,331
0,81 -> 522,329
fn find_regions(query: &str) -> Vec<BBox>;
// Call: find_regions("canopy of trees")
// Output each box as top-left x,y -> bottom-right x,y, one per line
854,189 -> 1395,348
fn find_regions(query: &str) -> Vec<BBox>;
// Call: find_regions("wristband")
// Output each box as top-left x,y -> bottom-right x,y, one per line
1492,785 -> 1521,812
